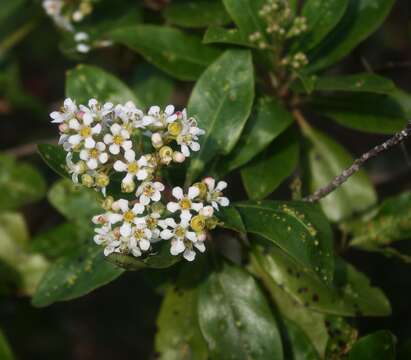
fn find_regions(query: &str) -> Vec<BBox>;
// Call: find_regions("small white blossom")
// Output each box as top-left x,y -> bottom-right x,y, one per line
203,177 -> 230,210
66,153 -> 86,183
50,98 -> 77,124
129,219 -> 152,257
142,104 -> 177,129
67,113 -> 102,149
174,111 -> 204,157
114,101 -> 145,129
107,199 -> 145,237
167,186 -> 203,221
103,123 -> 132,155
79,141 -> 108,170
114,150 -> 150,187
136,181 -> 165,205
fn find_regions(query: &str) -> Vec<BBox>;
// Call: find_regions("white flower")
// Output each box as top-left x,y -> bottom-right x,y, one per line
114,150 -> 149,187
80,99 -> 113,124
159,217 -> 205,261
166,186 -> 203,221
67,112 -> 102,149
79,142 -> 108,170
145,211 -> 162,242
175,111 -> 204,157
50,98 -> 77,124
129,220 -> 152,257
114,101 -> 145,128
77,43 -> 90,53
66,153 -> 86,183
142,105 -> 177,128
136,181 -> 165,205
74,32 -> 89,42
203,177 -> 230,210
94,225 -> 121,256
103,123 -> 132,155
107,199 -> 145,237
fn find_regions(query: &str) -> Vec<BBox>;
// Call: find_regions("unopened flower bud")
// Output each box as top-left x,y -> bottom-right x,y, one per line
102,196 -> 114,211
81,173 -> 94,187
150,201 -> 165,215
159,146 -> 173,165
96,173 -> 109,188
201,205 -> 214,218
172,151 -> 185,163
151,133 -> 163,149
58,123 -> 69,133
121,181 -> 135,193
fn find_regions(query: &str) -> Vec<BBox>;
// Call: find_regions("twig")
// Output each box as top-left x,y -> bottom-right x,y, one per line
303,120 -> 411,203
5,139 -> 57,158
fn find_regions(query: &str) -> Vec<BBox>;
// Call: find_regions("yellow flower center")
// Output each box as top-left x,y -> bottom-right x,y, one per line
113,134 -> 124,145
134,229 -> 145,239
146,217 -> 158,229
123,210 -> 135,222
182,134 -> 192,143
143,184 -> 155,197
168,121 -> 182,136
179,198 -> 192,210
127,162 -> 139,174
90,149 -> 99,158
159,146 -> 173,159
190,215 -> 206,232
175,226 -> 186,238
80,126 -> 92,138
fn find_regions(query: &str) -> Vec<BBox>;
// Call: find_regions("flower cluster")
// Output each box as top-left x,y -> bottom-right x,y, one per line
248,0 -> 309,70
50,99 -> 229,262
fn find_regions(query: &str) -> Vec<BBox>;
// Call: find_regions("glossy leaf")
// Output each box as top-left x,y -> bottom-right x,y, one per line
186,49 -> 254,182
350,192 -> 411,248
0,329 -> 14,360
252,244 -> 391,316
32,244 -> 124,307
308,90 -> 410,134
163,0 -> 230,28
236,200 -> 334,282
348,331 -> 396,360
222,0 -> 268,40
66,64 -> 141,106
48,179 -> 102,222
38,143 -> 68,178
222,97 -> 294,173
282,319 -> 321,360
307,0 -> 395,72
203,26 -> 254,47
110,25 -> 221,81
106,241 -> 180,270
198,261 -> 283,360
302,125 -> 377,222
241,129 -> 299,200
310,73 -> 396,94
155,286 -> 208,360
292,0 -> 348,53
216,206 -> 246,233
0,154 -> 46,210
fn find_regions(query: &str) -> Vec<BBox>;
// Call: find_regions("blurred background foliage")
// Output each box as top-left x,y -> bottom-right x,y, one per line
1,0 -> 411,359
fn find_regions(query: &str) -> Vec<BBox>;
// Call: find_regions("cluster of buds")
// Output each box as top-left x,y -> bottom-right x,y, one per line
50,98 -> 230,262
43,0 -> 111,54
281,52 -> 309,70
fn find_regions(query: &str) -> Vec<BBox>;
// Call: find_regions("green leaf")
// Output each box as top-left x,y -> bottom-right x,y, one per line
186,49 -> 254,182
32,244 -> 124,307
38,143 -> 69,178
241,129 -> 299,200
0,329 -> 14,360
48,179 -> 102,222
106,241 -> 180,270
222,0 -> 268,40
309,73 -> 396,94
292,0 -> 348,53
222,97 -> 294,174
250,254 -> 329,357
349,191 -> 411,248
31,223 -> 86,259
302,124 -> 377,222
282,319 -> 321,360
66,64 -> 141,106
252,244 -> 391,316
203,26 -> 254,47
0,154 -> 46,210
216,206 -> 246,233
163,0 -> 230,28
306,0 -> 395,73
110,25 -> 221,81
155,284 -> 208,360
198,261 -> 283,360
308,90 -> 410,134
236,200 -> 334,282
348,331 -> 396,360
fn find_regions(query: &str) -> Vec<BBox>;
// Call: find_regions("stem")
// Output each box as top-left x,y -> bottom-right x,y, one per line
5,139 -> 57,158
303,120 -> 411,203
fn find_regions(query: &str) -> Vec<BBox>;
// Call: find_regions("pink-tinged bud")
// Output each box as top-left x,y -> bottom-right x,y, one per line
176,111 -> 182,118
201,206 -> 214,218
203,176 -> 214,189
58,123 -> 68,133
76,111 -> 85,120
197,232 -> 207,241
173,151 -> 185,163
